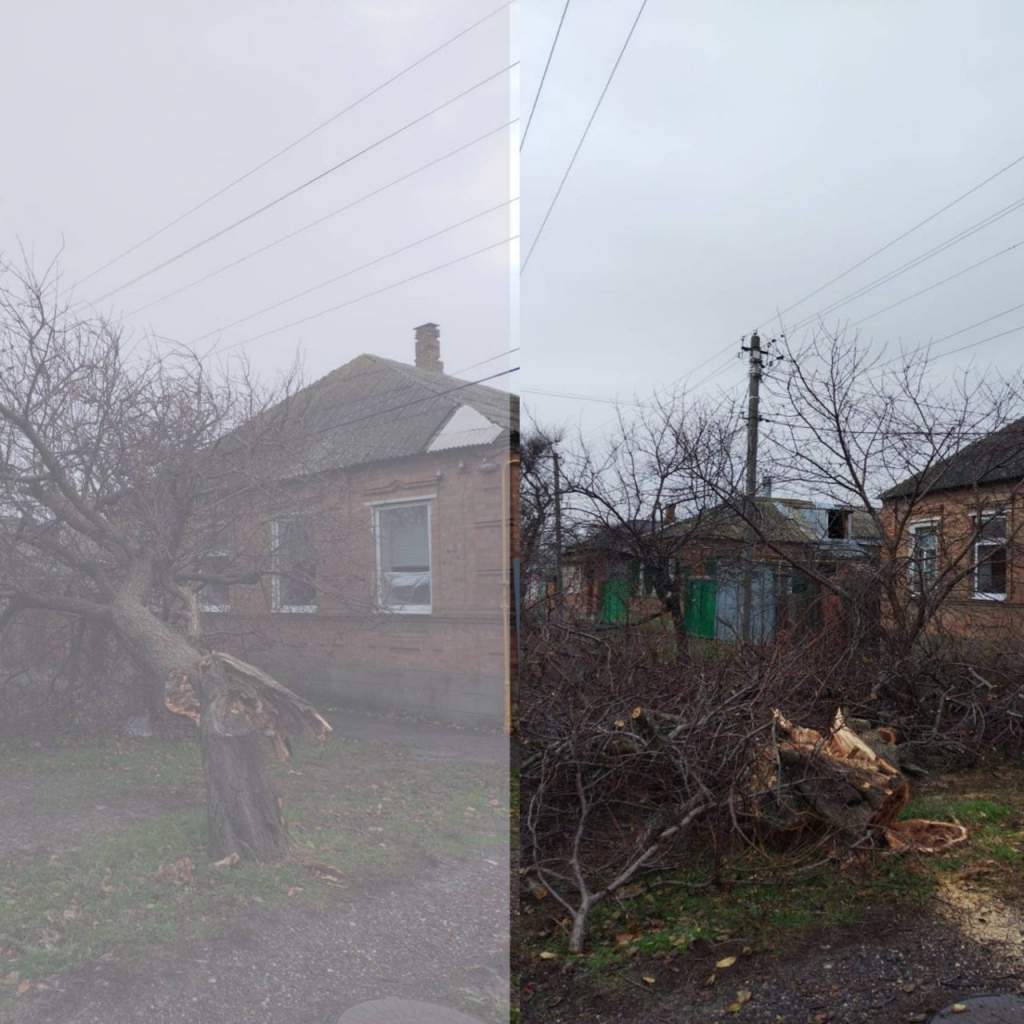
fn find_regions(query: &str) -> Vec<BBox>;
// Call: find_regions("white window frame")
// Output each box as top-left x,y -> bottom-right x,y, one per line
371,497 -> 433,615
197,543 -> 232,614
973,510 -> 1008,602
270,518 -> 318,614
908,518 -> 939,595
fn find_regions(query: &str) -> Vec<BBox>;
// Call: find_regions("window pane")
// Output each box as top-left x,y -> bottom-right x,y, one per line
379,504 -> 430,607
979,514 -> 1007,542
977,542 -> 1007,595
200,552 -> 230,609
276,519 -> 316,608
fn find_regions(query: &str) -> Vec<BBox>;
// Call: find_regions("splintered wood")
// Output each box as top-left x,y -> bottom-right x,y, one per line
759,708 -> 967,854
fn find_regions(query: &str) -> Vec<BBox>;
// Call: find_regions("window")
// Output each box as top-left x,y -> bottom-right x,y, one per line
271,517 -> 318,612
827,509 -> 849,539
909,521 -> 938,594
374,500 -> 432,613
974,512 -> 1008,601
198,544 -> 231,612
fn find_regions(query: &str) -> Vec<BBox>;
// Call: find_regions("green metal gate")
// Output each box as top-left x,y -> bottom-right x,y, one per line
598,577 -> 631,624
684,577 -> 717,638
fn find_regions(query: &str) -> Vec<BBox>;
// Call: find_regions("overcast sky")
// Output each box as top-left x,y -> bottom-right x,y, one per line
3,1 -> 1024,443
520,0 -> 1024,437
1,0 -> 514,388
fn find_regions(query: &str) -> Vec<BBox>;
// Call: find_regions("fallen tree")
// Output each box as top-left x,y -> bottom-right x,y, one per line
0,261 -> 329,862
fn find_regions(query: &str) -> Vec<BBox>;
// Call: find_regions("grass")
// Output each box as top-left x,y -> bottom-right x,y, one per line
0,731 -> 506,992
519,768 -> 1024,977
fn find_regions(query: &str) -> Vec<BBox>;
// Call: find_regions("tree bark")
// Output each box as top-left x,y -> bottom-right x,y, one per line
110,592 -> 289,862
197,659 -> 287,862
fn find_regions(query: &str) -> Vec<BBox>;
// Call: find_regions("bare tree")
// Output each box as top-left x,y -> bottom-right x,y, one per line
519,426 -> 564,608
758,327 -> 1024,668
560,390 -> 742,649
0,259 -> 329,862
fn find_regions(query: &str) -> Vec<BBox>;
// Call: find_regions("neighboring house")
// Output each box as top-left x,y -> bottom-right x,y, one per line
562,496 -> 880,642
199,323 -> 517,727
880,417 -> 1024,641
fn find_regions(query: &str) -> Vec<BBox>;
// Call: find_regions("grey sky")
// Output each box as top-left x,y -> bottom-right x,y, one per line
520,0 -> 1024,436
1,0 -> 513,387
4,1 -> 1024,439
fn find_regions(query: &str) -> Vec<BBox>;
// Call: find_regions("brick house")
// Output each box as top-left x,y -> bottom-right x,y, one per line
562,496 -> 879,642
199,323 -> 517,727
880,417 -> 1024,641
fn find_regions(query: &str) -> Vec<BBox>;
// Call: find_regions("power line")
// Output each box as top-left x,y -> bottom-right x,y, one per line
786,191 -> 1024,334
520,0 -> 571,150
73,1 -> 513,290
521,0 -> 649,271
125,121 -> 516,319
756,147 -> 1024,331
520,386 -> 644,406
203,235 -> 518,360
85,63 -> 518,307
192,199 -> 516,346
852,237 -> 1024,327
872,301 -> 1024,370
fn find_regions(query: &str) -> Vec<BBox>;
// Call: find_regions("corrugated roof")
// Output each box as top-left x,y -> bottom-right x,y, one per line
882,417 -> 1024,499
244,354 -> 516,479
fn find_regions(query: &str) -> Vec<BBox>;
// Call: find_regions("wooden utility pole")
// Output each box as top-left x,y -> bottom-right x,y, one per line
739,331 -> 763,643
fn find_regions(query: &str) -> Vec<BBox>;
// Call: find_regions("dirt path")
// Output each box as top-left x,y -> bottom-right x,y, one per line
5,850 -> 508,1024
523,881 -> 1024,1023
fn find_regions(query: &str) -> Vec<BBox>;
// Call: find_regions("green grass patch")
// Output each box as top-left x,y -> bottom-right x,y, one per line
521,778 -> 1024,973
0,733 -> 505,985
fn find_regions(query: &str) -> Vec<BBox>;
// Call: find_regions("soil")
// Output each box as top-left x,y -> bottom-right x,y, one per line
5,852 -> 508,1024
519,881 -> 1024,1024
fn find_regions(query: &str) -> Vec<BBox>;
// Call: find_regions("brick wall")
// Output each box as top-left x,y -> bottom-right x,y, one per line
882,486 -> 1024,642
202,443 -> 512,726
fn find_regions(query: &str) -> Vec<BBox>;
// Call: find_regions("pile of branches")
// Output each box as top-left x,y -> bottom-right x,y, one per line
870,641 -> 1024,768
518,623 -> 868,952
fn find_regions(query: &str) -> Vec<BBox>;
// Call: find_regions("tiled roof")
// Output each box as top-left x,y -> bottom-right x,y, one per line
881,417 -> 1024,499
243,354 -> 516,479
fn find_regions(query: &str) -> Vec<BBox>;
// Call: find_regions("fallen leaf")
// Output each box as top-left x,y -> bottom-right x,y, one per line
212,852 -> 240,869
736,989 -> 752,1004
642,975 -> 655,985
539,951 -> 557,960
951,1006 -> 967,1015
286,886 -> 304,897
631,706 -> 643,719
716,955 -> 737,969
16,980 -> 30,996
615,931 -> 641,946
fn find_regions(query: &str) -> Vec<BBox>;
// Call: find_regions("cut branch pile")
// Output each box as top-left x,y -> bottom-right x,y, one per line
756,708 -> 967,855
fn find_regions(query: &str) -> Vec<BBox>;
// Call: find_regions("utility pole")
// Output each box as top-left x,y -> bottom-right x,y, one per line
552,449 -> 564,619
739,331 -> 763,643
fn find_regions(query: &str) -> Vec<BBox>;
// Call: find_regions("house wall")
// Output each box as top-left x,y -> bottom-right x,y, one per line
202,443 -> 512,727
882,487 -> 1024,642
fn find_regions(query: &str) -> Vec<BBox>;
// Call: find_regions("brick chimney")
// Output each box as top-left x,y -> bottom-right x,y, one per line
414,322 -> 443,372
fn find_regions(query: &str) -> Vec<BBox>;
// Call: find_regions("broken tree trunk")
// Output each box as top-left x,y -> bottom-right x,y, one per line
757,709 -> 967,854
112,592 -> 330,863
759,709 -> 910,839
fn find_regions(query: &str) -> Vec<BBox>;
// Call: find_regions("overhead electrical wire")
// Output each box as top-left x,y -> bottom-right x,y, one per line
202,235 -> 518,360
785,190 -> 1024,334
521,0 -> 648,271
193,198 -> 517,344
85,62 -> 518,307
852,239 -> 1024,327
756,147 -> 1024,332
125,120 -> 517,318
73,0 -> 513,289
520,0 -> 571,150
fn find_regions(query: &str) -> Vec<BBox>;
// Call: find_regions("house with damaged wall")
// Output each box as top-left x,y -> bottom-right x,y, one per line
562,492 -> 880,642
